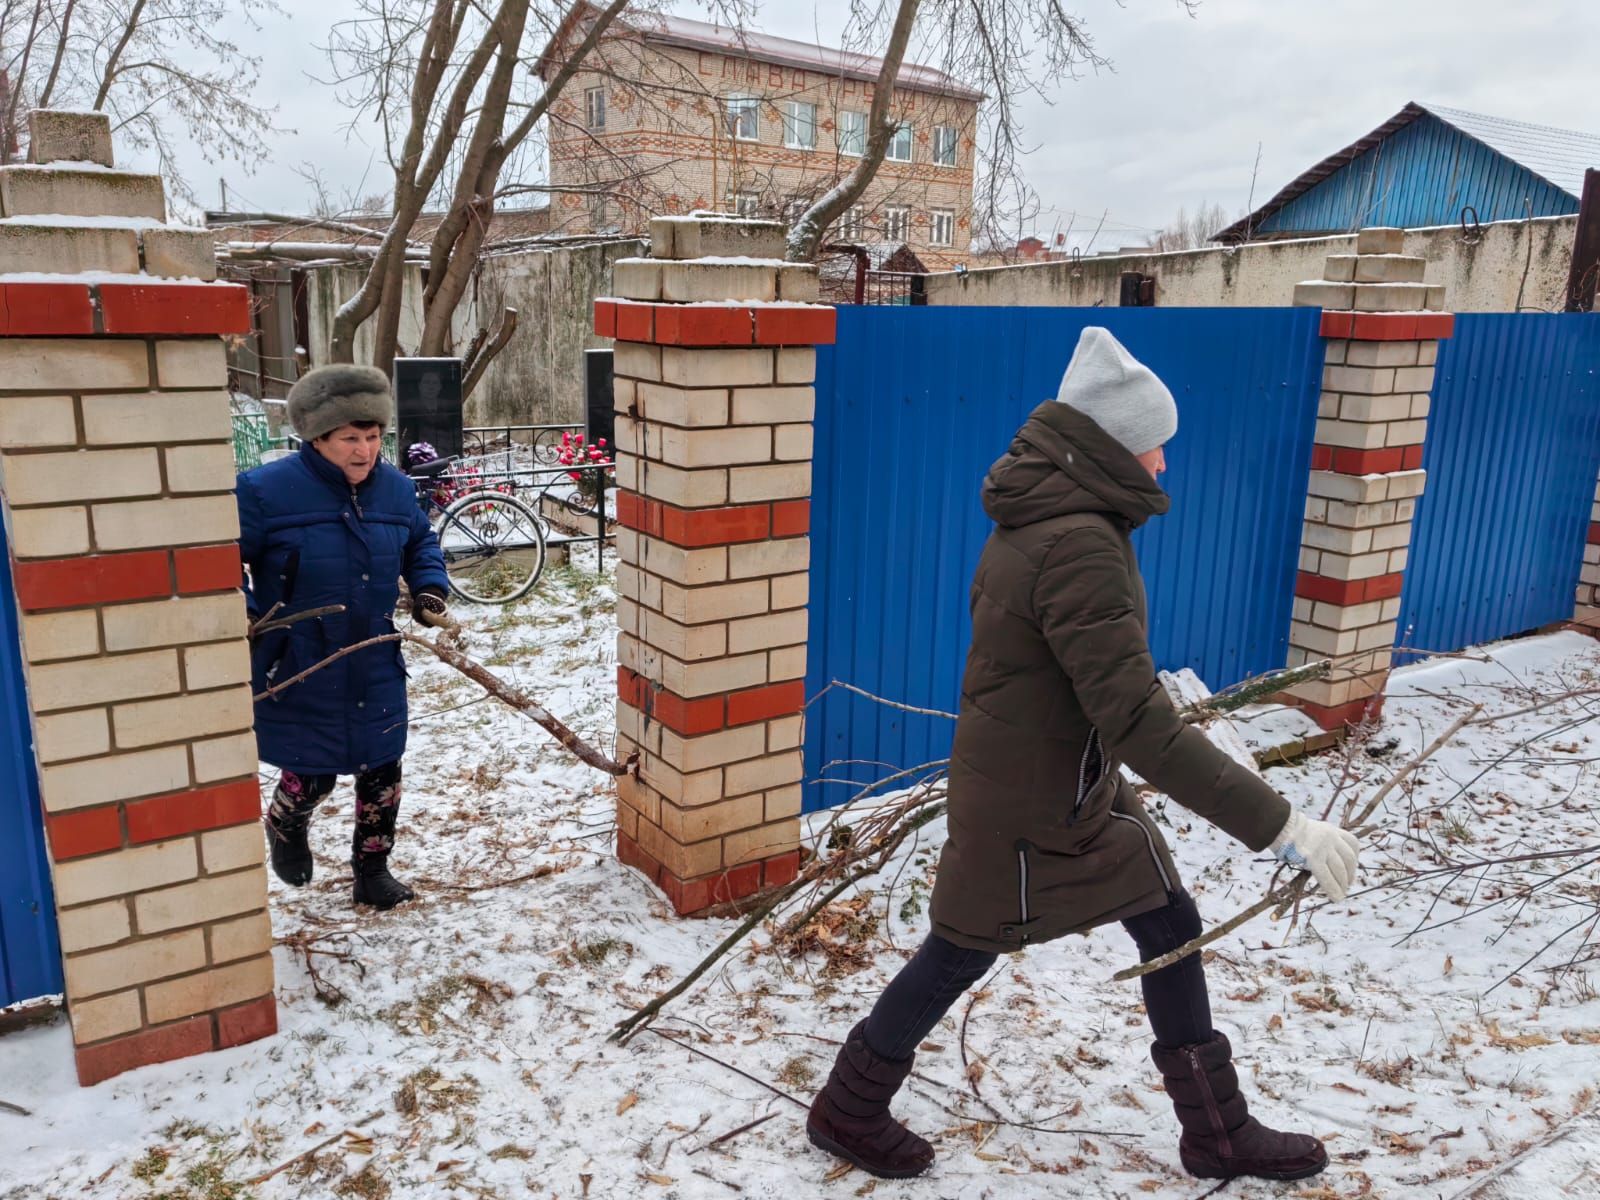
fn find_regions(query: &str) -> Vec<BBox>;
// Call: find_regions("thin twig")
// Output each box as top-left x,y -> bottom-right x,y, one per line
247,1109 -> 385,1185
690,1111 -> 779,1154
647,1029 -> 807,1110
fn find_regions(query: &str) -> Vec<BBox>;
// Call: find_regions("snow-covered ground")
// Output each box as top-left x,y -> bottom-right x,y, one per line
4,556 -> 1600,1199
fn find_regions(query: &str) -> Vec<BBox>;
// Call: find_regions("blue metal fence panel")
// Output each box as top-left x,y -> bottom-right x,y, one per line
1399,313 -> 1600,655
1259,113 -> 1579,235
804,306 -> 1325,810
0,530 -> 63,1007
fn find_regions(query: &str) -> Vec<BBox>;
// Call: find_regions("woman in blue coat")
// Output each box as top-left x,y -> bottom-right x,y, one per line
237,365 -> 452,909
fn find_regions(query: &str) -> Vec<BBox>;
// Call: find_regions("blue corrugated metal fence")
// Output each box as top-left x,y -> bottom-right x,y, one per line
803,306 -> 1325,810
0,528 -> 63,1008
1400,313 -> 1600,654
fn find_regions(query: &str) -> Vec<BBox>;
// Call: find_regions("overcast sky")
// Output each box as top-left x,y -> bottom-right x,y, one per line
136,0 -> 1600,245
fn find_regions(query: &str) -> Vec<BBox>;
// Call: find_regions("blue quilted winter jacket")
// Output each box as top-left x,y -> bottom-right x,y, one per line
237,441 -> 448,775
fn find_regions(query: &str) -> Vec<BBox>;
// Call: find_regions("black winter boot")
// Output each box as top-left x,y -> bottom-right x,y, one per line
265,816 -> 314,887
1150,1031 -> 1327,1181
351,856 -> 415,910
806,1021 -> 934,1179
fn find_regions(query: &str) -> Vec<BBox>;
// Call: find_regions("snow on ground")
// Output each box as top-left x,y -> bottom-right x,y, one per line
4,558 -> 1600,1199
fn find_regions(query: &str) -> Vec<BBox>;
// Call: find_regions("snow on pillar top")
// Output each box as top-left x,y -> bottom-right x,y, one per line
650,215 -> 787,261
26,109 -> 115,168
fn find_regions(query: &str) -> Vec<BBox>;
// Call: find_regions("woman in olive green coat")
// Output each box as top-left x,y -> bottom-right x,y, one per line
806,327 -> 1360,1184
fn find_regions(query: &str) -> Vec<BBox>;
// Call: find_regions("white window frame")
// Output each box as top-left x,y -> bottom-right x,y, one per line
838,110 -> 866,157
723,94 -> 760,142
932,125 -> 957,167
883,205 -> 910,242
885,124 -> 913,163
783,100 -> 817,150
931,208 -> 955,247
585,87 -> 606,131
839,205 -> 865,240
726,190 -> 760,218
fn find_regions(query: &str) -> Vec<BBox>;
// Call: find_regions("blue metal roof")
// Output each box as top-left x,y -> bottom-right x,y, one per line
1217,102 -> 1597,242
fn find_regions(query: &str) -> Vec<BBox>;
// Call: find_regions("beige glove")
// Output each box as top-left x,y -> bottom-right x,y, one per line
1270,810 -> 1361,901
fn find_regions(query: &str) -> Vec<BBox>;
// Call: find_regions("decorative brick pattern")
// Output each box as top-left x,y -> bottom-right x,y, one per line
602,217 -> 829,914
0,110 -> 273,1088
1283,229 -> 1453,729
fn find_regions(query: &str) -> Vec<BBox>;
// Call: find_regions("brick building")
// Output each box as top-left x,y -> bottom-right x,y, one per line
535,7 -> 983,269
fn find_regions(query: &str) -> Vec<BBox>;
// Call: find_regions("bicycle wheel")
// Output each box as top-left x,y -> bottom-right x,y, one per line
435,489 -> 547,603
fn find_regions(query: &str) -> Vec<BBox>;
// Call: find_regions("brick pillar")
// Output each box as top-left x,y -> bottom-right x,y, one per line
0,111 -> 272,1085
595,215 -> 832,914
1281,227 -> 1456,729
1575,478 -> 1600,628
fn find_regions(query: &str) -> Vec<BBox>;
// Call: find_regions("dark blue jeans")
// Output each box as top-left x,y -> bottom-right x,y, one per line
863,891 -> 1211,1060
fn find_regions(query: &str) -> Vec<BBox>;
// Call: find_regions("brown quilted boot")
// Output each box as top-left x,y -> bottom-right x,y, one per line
806,1021 -> 934,1179
1150,1031 -> 1328,1181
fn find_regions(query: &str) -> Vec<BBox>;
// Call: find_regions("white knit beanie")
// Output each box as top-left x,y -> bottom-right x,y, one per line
1054,326 -> 1177,456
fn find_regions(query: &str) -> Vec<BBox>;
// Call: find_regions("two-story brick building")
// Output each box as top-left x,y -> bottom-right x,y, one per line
535,7 -> 983,268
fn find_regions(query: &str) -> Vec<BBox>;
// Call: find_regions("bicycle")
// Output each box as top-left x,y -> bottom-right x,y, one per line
407,444 -> 548,604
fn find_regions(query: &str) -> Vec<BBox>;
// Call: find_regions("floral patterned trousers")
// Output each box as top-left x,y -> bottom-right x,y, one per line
266,760 -> 404,862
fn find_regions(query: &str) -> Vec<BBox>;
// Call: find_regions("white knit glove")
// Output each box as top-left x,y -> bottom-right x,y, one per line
1270,811 -> 1361,901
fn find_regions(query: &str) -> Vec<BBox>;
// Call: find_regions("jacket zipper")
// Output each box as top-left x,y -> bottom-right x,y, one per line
1189,1047 -> 1232,1156
349,486 -> 365,520
1070,729 -> 1103,824
1109,811 -> 1173,892
1014,839 -> 1031,926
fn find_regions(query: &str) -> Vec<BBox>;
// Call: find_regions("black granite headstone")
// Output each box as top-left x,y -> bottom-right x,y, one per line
394,357 -> 464,466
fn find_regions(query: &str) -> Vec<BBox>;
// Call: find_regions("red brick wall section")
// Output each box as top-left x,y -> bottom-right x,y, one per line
0,110 -> 275,1087
1282,228 -> 1453,730
601,216 -> 827,914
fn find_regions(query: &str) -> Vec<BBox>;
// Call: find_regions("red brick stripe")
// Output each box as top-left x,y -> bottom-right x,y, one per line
173,543 -> 242,594
1320,310 -> 1454,341
615,829 -> 794,915
46,805 -> 123,861
1295,570 -> 1406,606
76,1015 -> 214,1086
0,282 -> 95,335
616,492 -> 771,547
617,668 -> 805,737
216,993 -> 278,1049
1314,445 -> 1406,475
1290,693 -> 1386,732
97,283 -> 251,336
125,779 -> 260,844
1589,523 -> 1600,546
13,550 -> 171,611
770,500 -> 810,537
599,302 -> 838,348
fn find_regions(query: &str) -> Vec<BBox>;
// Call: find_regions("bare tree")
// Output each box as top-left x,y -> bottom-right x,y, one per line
320,0 -> 633,392
1145,201 -> 1237,253
0,0 -> 283,204
787,1 -> 1196,263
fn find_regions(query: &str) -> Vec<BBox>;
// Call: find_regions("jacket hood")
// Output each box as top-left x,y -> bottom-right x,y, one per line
981,400 -> 1170,530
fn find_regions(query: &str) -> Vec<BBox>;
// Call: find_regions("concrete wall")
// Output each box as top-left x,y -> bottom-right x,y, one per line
302,240 -> 645,428
462,239 -> 646,427
926,217 -> 1578,313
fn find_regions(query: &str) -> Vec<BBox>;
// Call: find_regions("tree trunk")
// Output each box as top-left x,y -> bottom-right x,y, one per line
785,0 -> 922,263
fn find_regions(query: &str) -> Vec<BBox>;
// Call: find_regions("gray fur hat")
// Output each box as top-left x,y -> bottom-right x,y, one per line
286,365 -> 393,440
1054,327 -> 1177,457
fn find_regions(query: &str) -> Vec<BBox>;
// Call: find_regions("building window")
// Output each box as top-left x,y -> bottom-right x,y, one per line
886,124 -> 913,162
585,87 -> 606,131
839,205 -> 865,240
589,193 -> 612,229
838,110 -> 866,157
724,94 -> 759,142
726,190 -> 760,218
932,125 -> 957,167
883,205 -> 910,242
783,101 -> 816,150
783,196 -> 810,225
931,208 -> 955,246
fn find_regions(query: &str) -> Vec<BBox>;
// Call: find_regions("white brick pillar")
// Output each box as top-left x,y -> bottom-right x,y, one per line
0,110 -> 272,1085
1575,477 -> 1600,628
1282,227 -> 1455,728
596,215 -> 831,914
